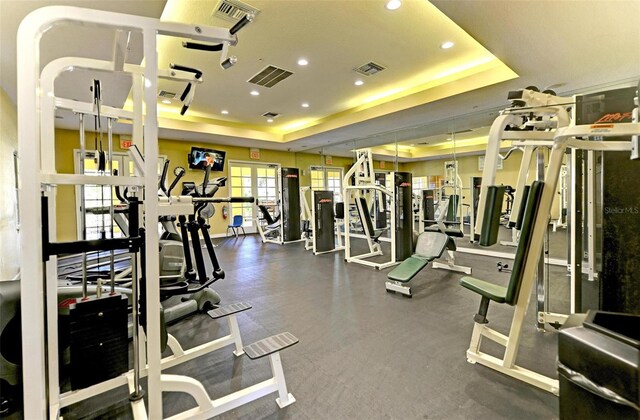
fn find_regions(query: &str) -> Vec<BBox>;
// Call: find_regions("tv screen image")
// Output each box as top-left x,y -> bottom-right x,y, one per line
189,147 -> 226,171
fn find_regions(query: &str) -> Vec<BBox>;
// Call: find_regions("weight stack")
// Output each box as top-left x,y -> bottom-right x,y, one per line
281,167 -> 301,241
68,294 -> 129,390
313,190 -> 335,253
576,87 -> 640,314
395,172 -> 413,260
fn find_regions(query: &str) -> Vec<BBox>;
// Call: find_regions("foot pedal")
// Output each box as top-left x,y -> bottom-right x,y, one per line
244,332 -> 298,360
207,302 -> 252,319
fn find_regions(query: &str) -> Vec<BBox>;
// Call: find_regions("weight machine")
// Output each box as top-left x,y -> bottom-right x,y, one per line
460,84 -> 640,394
343,149 -> 413,270
300,186 -> 345,255
17,7 -> 299,420
255,167 -> 303,245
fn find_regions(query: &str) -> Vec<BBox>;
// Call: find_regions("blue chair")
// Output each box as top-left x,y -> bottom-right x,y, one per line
227,215 -> 245,237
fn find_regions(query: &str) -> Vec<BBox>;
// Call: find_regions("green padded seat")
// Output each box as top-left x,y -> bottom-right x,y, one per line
388,256 -> 432,282
388,232 -> 449,283
459,277 -> 507,303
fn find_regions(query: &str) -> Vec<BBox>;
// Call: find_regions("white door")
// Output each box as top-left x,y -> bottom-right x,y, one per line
228,161 -> 280,233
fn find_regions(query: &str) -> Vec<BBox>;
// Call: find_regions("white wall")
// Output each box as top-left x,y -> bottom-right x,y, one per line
0,88 -> 19,280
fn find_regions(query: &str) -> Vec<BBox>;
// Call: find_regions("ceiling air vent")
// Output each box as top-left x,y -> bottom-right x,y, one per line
248,66 -> 293,88
158,90 -> 177,99
262,112 -> 279,119
213,0 -> 260,22
354,61 -> 386,76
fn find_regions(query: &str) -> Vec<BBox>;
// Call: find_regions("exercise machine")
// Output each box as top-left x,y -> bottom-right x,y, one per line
255,167 -> 303,245
343,149 -> 413,270
312,190 -> 345,254
18,7 -> 299,419
385,231 -> 455,297
300,186 -> 345,254
458,84 -> 640,395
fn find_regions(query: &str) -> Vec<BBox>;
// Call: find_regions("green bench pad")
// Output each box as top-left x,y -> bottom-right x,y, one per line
388,232 -> 449,282
459,276 -> 507,303
388,257 -> 431,282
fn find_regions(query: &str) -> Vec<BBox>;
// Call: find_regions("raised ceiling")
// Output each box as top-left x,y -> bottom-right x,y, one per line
1,0 -> 639,161
151,0 -> 516,141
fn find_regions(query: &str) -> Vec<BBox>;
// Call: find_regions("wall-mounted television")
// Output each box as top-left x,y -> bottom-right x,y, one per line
188,147 -> 226,171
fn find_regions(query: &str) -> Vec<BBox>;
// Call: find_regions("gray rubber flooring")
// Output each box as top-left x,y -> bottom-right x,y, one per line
64,233 -> 566,419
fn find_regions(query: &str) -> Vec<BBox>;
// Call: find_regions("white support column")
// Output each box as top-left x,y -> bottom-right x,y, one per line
228,315 -> 245,356
17,12 -> 48,420
467,322 -> 484,355
270,352 -> 295,408
502,301 -> 529,368
142,25 -> 163,419
344,189 -> 352,260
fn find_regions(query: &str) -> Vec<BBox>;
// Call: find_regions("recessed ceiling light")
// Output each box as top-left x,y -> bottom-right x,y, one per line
161,99 -> 171,104
297,58 -> 308,66
250,90 -> 260,96
440,41 -> 454,49
386,0 -> 401,10
301,102 -> 309,108
267,118 -> 274,123
221,110 -> 229,115
354,80 -> 364,86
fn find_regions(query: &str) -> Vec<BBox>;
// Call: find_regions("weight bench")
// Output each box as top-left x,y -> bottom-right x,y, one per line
422,195 -> 471,275
386,232 -> 453,297
458,181 -> 559,394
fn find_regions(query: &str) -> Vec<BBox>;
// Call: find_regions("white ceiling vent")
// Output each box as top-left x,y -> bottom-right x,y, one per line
213,0 -> 260,22
354,61 -> 386,76
158,90 -> 177,99
248,66 -> 293,88
262,112 -> 280,119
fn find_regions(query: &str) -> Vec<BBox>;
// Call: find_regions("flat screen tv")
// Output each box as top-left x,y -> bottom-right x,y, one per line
188,147 -> 226,171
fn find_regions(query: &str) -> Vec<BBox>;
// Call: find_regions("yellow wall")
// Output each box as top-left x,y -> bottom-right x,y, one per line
53,129 -> 364,239
0,88 -> 19,280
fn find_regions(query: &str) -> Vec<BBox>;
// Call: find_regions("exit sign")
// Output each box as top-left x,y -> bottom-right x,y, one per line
120,135 -> 132,149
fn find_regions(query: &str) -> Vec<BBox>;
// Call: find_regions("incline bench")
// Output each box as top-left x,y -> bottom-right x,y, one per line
386,231 -> 454,297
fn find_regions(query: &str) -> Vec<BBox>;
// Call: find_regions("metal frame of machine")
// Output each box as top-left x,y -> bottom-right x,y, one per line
17,7 -> 298,419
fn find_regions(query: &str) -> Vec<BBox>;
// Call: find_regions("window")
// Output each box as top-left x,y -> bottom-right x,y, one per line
310,166 -> 344,202
75,150 -> 165,240
230,166 -> 253,227
412,176 -> 427,195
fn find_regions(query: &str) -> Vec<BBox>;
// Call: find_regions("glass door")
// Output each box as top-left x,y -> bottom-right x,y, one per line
228,161 -> 280,233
